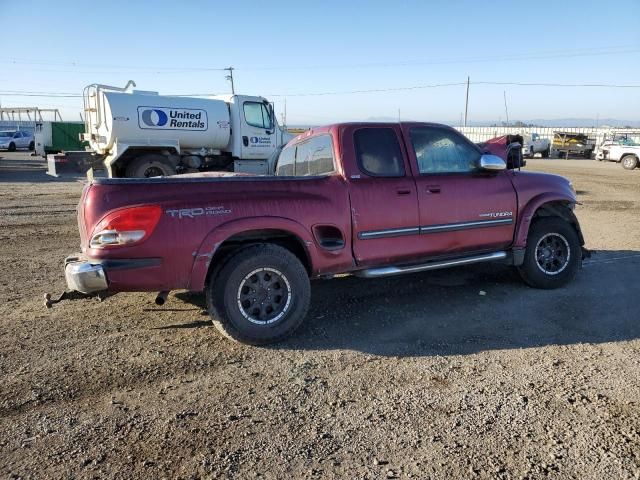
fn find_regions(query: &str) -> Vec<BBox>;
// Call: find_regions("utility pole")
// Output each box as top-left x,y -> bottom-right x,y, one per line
224,67 -> 235,94
464,76 -> 470,127
503,90 -> 509,126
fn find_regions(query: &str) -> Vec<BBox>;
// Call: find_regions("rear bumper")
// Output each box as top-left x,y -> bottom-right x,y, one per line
65,258 -> 108,294
64,255 -> 163,294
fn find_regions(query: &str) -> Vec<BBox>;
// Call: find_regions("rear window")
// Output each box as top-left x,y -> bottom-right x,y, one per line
275,144 -> 295,176
294,135 -> 334,176
275,135 -> 335,177
354,128 -> 405,177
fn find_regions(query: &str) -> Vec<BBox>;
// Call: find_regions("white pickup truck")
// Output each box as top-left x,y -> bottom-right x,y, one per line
595,133 -> 640,170
522,133 -> 551,158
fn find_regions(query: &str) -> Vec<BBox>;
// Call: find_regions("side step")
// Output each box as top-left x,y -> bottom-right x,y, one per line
354,251 -> 507,279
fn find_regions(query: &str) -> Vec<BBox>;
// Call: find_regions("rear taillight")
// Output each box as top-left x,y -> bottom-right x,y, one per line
90,205 -> 161,248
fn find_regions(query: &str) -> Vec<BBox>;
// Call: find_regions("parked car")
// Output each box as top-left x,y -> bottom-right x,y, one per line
552,132 -> 595,159
0,130 -> 35,151
522,133 -> 551,158
55,122 -> 588,344
595,133 -> 640,170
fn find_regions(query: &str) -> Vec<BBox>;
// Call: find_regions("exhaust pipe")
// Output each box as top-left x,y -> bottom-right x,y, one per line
155,291 -> 169,306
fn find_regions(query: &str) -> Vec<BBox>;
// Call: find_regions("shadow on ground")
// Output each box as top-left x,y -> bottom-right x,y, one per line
173,250 -> 640,357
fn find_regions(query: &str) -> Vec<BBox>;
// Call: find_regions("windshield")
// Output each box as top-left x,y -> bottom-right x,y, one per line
0,131 -> 16,137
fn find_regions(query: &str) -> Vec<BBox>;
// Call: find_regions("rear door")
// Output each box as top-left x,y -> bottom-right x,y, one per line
346,125 -> 424,267
403,125 -> 517,255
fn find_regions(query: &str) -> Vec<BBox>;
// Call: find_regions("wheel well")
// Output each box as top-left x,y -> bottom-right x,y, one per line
531,201 -> 584,245
113,148 -> 178,177
206,229 -> 312,284
621,153 -> 638,160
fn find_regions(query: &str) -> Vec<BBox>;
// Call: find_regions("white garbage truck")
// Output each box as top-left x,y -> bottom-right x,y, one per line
80,81 -> 293,178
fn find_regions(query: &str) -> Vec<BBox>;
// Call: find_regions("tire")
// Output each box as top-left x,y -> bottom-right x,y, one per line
7,142 -> 16,152
124,154 -> 176,178
517,218 -> 581,289
207,244 -> 311,345
541,147 -> 550,158
28,141 -> 35,151
583,150 -> 592,159
621,155 -> 638,170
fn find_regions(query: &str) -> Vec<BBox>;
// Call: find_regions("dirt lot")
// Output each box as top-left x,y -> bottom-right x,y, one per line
1,152 -> 639,479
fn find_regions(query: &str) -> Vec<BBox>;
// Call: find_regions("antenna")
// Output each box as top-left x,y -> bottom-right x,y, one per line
503,90 -> 509,126
464,76 -> 470,127
224,67 -> 235,94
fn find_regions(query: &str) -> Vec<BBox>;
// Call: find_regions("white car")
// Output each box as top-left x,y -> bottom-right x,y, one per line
0,130 -> 35,151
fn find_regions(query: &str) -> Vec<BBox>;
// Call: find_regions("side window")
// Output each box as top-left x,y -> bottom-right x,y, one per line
410,127 -> 481,174
243,102 -> 272,129
354,128 -> 405,177
295,135 -> 335,176
14,132 -> 22,138
275,144 -> 295,176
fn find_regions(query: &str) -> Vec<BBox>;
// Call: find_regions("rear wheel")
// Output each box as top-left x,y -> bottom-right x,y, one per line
207,244 -> 310,344
124,154 -> 176,178
583,150 -> 592,159
28,141 -> 35,151
541,147 -> 550,158
517,218 -> 581,289
621,155 -> 638,170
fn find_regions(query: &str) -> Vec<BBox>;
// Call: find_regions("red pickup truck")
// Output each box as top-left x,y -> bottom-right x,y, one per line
59,122 -> 587,344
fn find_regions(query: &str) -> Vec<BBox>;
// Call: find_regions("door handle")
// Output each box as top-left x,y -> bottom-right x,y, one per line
396,188 -> 411,196
426,185 -> 441,194
242,136 -> 249,147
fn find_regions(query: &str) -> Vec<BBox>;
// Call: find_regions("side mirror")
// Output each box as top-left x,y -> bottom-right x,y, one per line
479,154 -> 506,171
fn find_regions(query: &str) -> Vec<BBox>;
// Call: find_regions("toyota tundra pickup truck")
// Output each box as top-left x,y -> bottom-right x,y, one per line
56,122 -> 588,344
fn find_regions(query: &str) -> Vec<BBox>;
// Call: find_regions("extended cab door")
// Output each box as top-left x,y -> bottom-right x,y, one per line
345,125 -> 426,267
239,99 -> 277,160
402,125 -> 517,255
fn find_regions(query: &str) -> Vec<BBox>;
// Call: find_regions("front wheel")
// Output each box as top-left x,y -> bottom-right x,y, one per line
28,141 -> 35,151
7,142 -> 16,152
517,218 -> 581,289
207,244 -> 311,344
621,155 -> 638,170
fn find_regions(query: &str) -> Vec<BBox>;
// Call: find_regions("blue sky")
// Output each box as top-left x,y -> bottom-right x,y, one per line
1,0 -> 639,125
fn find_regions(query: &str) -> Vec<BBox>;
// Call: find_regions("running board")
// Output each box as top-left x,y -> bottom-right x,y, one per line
354,251 -> 508,279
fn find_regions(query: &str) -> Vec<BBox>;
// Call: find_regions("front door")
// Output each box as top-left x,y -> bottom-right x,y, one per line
402,125 -> 517,256
240,100 -> 276,160
346,125 -> 425,267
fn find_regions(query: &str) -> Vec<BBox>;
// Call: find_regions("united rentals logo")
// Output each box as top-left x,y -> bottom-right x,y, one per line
138,106 -> 208,131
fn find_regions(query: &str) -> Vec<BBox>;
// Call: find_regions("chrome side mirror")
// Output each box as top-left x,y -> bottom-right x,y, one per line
479,154 -> 506,171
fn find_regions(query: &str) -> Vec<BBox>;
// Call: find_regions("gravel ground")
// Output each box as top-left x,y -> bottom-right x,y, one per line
1,152 -> 639,479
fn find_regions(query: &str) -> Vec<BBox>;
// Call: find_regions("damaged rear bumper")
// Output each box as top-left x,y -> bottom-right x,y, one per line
65,256 -> 108,294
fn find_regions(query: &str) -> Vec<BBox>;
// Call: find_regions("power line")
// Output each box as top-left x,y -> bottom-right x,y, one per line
1,81 -> 639,100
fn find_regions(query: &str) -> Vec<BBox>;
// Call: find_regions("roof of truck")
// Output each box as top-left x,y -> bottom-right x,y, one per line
290,121 -> 454,143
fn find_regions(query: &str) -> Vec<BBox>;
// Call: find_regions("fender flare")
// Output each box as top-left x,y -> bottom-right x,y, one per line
514,193 -> 582,248
188,216 -> 317,291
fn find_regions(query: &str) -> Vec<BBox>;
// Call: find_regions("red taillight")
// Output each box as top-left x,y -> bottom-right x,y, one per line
90,205 -> 162,248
